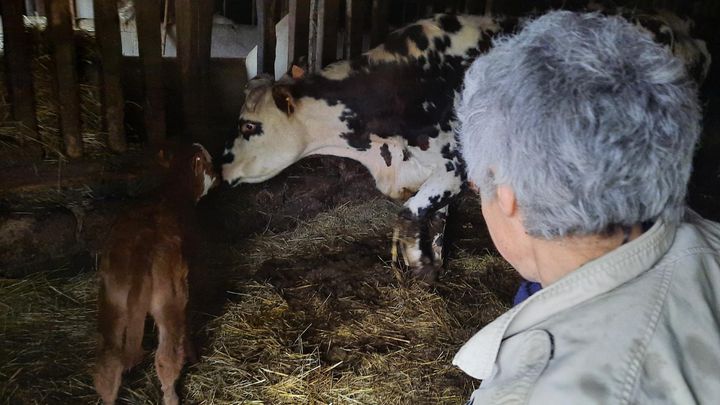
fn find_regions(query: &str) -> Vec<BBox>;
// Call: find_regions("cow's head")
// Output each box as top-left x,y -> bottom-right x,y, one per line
222,72 -> 308,186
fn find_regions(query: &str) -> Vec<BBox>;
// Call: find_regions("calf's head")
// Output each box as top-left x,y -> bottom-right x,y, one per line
222,75 -> 309,186
160,143 -> 219,203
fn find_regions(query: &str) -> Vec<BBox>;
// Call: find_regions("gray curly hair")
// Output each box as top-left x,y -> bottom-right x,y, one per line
456,11 -> 702,239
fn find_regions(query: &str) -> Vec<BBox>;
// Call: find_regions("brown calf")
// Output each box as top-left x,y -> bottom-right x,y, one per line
93,143 -> 218,405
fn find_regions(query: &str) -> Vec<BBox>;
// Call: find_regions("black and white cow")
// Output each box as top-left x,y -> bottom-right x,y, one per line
221,12 -> 710,280
222,14 -> 505,279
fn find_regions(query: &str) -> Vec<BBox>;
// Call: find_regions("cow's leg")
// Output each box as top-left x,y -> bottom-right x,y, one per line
393,171 -> 463,281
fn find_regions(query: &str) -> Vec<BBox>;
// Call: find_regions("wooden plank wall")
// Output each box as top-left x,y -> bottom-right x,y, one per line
93,0 -> 127,152
288,0 -> 310,66
175,0 -> 215,144
0,0 -> 39,148
44,0 -> 83,158
344,0 -> 364,59
135,0 -> 166,144
257,0 -> 281,74
370,0 -> 389,48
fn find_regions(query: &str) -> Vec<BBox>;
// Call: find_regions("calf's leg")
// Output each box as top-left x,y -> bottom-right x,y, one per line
93,288 -> 127,404
150,258 -> 190,405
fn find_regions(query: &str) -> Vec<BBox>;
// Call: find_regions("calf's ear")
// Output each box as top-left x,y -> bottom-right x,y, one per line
272,85 -> 296,116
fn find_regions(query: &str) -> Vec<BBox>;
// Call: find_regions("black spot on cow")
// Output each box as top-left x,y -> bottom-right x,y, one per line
466,47 -> 480,59
380,143 -> 392,166
418,190 -> 454,218
433,35 -> 452,52
438,14 -> 461,34
477,37 -> 492,53
350,54 -> 370,71
341,132 -> 371,151
439,119 -> 452,132
405,24 -> 429,51
441,143 -> 454,159
385,31 -> 409,55
220,150 -> 235,164
445,161 -> 455,172
402,148 -> 412,161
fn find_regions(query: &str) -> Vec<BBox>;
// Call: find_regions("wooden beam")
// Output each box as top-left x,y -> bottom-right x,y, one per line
1,0 -> 39,145
318,0 -> 339,67
93,0 -> 126,152
135,0 -> 166,144
370,0 -> 388,48
344,0 -> 365,59
175,0 -> 214,143
288,0 -> 310,66
44,0 -> 83,158
257,0 -> 280,75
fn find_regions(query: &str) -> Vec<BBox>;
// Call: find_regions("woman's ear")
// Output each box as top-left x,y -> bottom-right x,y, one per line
496,184 -> 517,218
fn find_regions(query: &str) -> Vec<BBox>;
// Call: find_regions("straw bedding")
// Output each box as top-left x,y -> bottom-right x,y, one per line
0,193 -> 517,404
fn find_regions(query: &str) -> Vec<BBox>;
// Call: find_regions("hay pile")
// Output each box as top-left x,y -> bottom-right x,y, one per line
0,197 -> 515,404
0,17 -> 117,161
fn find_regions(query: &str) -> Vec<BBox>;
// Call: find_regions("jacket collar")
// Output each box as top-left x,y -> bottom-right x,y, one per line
453,219 -> 676,380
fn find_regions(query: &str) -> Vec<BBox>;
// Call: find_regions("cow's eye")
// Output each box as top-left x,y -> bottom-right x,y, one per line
241,122 -> 256,133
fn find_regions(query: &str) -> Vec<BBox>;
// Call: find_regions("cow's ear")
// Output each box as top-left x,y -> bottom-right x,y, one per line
272,85 -> 296,116
291,64 -> 306,79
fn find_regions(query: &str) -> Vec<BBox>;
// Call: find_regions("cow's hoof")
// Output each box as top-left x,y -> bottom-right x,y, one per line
411,264 -> 440,284
392,216 -> 422,271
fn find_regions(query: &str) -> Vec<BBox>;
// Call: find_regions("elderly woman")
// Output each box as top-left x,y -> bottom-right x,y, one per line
453,10 -> 720,404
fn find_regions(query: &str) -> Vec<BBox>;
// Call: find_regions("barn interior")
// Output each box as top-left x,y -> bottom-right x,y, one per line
1,0 -> 719,403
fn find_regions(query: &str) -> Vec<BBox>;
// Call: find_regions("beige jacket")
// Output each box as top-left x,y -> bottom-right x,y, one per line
454,211 -> 720,404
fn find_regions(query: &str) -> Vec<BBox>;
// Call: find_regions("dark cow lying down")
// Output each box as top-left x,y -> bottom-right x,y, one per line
221,11 -> 710,280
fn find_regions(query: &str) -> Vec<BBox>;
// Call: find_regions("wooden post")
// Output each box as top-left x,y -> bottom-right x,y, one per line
1,0 -> 39,145
344,0 -> 365,59
317,0 -> 339,67
44,0 -> 83,158
369,0 -> 388,48
288,0 -> 310,65
257,0 -> 280,75
93,0 -> 127,152
175,0 -> 214,143
23,0 -> 34,14
135,0 -> 166,144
